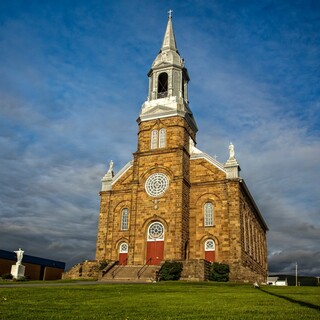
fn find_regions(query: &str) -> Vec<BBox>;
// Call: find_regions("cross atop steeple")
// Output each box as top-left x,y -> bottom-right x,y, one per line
161,10 -> 177,51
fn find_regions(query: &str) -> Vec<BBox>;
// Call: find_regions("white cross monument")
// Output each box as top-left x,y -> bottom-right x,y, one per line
11,248 -> 26,279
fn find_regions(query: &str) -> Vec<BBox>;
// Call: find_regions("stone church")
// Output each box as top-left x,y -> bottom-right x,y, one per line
94,13 -> 268,282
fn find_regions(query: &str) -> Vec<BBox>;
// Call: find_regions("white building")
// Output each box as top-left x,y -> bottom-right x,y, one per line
267,276 -> 288,286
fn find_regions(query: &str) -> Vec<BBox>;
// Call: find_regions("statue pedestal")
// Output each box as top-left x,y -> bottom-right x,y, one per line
11,264 -> 25,279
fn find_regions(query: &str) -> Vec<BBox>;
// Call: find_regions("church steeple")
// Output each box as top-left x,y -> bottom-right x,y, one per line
138,11 -> 198,133
161,10 -> 177,52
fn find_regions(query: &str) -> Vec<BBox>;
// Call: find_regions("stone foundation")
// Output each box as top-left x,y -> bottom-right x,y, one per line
229,263 -> 267,283
62,260 -> 102,280
178,259 -> 211,281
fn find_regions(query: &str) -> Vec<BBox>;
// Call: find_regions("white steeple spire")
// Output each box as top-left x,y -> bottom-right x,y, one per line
161,10 -> 177,52
137,12 -> 198,133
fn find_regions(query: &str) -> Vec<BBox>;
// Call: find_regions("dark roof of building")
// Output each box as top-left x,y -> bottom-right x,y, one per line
0,249 -> 65,269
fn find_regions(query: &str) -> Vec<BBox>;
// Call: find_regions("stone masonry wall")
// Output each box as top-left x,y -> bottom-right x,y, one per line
189,158 -> 268,282
62,260 -> 100,280
94,113 -> 268,282
96,116 -> 195,265
179,259 -> 211,281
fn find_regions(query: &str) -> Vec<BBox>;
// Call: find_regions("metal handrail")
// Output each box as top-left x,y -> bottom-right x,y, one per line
137,258 -> 152,278
100,260 -> 118,277
112,258 -> 128,278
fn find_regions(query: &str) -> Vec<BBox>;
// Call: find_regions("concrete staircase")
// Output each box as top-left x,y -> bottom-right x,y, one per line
100,264 -> 160,282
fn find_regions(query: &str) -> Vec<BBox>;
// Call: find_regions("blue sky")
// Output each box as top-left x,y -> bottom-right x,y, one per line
0,0 -> 319,275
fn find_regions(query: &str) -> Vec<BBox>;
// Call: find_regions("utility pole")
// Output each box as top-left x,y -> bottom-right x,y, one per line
295,262 -> 298,287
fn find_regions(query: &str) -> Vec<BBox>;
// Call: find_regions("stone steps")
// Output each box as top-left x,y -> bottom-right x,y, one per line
101,264 -> 160,282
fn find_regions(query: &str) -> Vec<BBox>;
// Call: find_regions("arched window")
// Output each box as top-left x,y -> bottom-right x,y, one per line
119,242 -> 128,253
159,128 -> 166,148
151,130 -> 158,149
147,222 -> 165,241
157,73 -> 168,98
121,208 -> 129,230
205,239 -> 215,251
204,202 -> 214,226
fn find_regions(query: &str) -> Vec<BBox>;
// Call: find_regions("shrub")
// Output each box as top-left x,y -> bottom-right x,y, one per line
158,261 -> 183,281
2,273 -> 13,280
210,262 -> 230,282
15,276 -> 30,281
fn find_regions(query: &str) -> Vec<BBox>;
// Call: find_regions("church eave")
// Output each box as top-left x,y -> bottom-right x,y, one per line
190,152 -> 226,173
137,110 -> 198,133
111,160 -> 134,186
240,179 -> 269,231
148,63 -> 187,74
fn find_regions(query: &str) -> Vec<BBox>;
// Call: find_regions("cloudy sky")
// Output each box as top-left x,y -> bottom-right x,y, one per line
0,0 -> 319,276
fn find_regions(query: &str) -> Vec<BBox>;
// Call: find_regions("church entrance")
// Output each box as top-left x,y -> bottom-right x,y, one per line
204,239 -> 216,262
146,222 -> 164,265
118,242 -> 128,265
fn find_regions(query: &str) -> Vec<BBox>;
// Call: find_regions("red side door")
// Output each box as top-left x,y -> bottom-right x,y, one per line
205,250 -> 215,263
119,253 -> 128,265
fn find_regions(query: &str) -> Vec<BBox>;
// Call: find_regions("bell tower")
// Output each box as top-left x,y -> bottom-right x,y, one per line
148,10 -> 188,102
137,11 -> 197,139
131,11 -> 197,263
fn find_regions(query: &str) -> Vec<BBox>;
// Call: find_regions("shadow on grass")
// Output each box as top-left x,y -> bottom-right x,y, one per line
260,288 -> 320,312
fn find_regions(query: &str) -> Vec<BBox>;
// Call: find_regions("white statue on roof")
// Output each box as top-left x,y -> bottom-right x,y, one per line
229,142 -> 235,160
107,160 -> 114,174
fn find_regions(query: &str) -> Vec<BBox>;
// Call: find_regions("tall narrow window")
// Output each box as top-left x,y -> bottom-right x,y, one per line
159,128 -> 166,148
121,208 -> 129,230
204,202 -> 214,226
157,72 -> 168,98
151,130 -> 158,149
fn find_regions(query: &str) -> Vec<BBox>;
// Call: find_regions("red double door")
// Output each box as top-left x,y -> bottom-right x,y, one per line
146,240 -> 164,265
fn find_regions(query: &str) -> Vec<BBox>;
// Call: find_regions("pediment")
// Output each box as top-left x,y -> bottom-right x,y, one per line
142,105 -> 174,116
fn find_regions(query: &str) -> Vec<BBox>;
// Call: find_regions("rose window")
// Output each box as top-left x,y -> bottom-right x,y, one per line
120,243 -> 128,253
148,222 -> 164,240
145,173 -> 169,197
205,239 -> 215,251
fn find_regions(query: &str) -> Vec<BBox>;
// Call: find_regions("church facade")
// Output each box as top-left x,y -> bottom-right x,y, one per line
95,14 -> 268,282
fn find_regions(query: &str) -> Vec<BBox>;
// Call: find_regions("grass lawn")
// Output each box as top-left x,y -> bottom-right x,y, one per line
0,281 -> 319,319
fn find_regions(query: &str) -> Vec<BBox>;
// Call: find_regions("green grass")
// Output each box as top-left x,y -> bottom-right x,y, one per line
0,282 -> 319,319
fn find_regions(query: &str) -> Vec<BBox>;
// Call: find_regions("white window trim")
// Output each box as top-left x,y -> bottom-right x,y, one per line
121,208 -> 129,230
147,222 -> 165,241
151,130 -> 158,149
145,173 -> 169,197
119,242 -> 128,253
159,128 -> 166,148
204,202 -> 214,226
205,239 -> 215,251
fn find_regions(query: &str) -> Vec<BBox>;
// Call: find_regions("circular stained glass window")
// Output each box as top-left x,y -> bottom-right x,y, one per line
148,222 -> 164,240
205,239 -> 215,251
120,243 -> 128,253
145,173 -> 169,197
